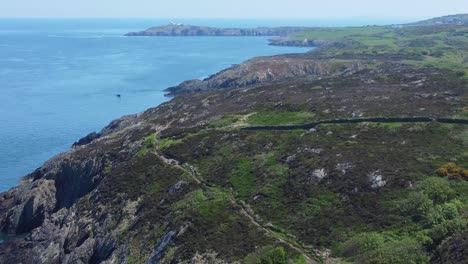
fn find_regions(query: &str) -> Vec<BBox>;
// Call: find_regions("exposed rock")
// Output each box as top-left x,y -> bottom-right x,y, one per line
368,170 -> 386,189
165,56 -> 362,96
168,180 -> 188,194
144,230 -> 176,264
285,155 -> 297,163
190,251 -> 228,264
73,132 -> 100,147
269,37 -> 328,47
311,169 -> 328,181
335,163 -> 353,174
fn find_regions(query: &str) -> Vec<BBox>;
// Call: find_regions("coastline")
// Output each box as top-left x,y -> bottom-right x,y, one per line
0,27 -> 310,193
0,16 -> 466,263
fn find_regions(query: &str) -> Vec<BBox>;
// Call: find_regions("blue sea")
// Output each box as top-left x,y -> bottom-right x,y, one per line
0,18 -> 414,192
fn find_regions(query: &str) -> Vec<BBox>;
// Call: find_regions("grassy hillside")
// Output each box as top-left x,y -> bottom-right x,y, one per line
293,24 -> 468,75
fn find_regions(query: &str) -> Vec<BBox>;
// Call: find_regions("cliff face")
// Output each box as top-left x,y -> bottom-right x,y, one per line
125,24 -> 309,37
164,55 -> 365,96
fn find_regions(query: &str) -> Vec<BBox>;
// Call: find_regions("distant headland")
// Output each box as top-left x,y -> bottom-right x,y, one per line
124,23 -> 310,37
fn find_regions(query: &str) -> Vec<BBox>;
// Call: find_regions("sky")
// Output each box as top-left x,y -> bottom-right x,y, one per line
0,0 -> 467,19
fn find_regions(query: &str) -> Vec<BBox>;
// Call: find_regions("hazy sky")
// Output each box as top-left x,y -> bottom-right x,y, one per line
1,0 -> 467,19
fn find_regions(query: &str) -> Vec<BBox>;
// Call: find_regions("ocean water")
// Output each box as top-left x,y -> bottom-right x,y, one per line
0,19 -> 314,192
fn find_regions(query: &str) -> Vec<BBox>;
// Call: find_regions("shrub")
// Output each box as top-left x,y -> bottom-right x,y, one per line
426,215 -> 467,246
436,163 -> 468,181
420,177 -> 455,204
342,234 -> 429,264
340,232 -> 385,257
244,246 -> 288,264
208,114 -> 242,128
400,177 -> 466,248
400,191 -> 433,221
258,247 -> 287,264
362,237 -> 429,264
137,133 -> 157,156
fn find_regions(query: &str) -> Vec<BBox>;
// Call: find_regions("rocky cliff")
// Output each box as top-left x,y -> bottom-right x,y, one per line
165,54 -> 365,96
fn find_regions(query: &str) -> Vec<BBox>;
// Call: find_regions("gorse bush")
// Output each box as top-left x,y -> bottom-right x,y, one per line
436,163 -> 468,181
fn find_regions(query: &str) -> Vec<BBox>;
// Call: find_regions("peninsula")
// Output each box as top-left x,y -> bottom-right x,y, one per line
124,24 -> 310,37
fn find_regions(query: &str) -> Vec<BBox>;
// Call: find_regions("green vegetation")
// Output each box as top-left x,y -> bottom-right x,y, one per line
245,246 -> 287,264
244,246 -> 307,264
172,187 -> 232,221
248,111 -> 315,125
230,160 -> 255,198
158,137 -> 183,150
341,234 -> 428,264
167,186 -> 282,261
160,121 -> 467,262
400,177 -> 466,239
103,159 -> 112,175
208,114 -> 243,128
339,176 -> 467,263
294,25 -> 468,73
295,26 -> 391,41
137,133 -> 157,156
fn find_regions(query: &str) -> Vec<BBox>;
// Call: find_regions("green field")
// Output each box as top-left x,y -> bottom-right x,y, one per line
294,25 -> 468,73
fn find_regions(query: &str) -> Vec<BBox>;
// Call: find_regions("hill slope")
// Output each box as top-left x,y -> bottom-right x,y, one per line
0,17 -> 467,264
408,14 -> 468,26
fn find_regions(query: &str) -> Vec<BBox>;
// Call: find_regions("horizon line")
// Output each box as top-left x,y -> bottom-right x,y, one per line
0,15 -> 435,20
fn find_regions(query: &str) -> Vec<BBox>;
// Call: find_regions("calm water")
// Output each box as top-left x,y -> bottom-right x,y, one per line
0,19 -> 313,192
0,17 -> 415,192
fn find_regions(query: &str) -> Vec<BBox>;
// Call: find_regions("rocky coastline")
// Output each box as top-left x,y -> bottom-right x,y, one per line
0,15 -> 467,263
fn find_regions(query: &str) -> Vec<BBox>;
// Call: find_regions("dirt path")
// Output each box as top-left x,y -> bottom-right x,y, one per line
148,117 -> 466,263
156,141 -> 321,263
237,201 -> 319,264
